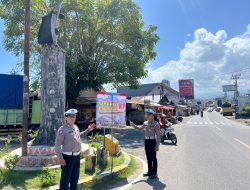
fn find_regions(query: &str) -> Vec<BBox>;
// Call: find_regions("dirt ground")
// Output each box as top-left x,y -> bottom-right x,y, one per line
226,115 -> 250,126
234,118 -> 250,126
0,136 -> 21,151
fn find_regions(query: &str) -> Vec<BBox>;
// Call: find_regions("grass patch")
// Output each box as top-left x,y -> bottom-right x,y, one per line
0,162 -> 90,190
84,156 -> 138,190
106,153 -> 125,171
89,142 -> 100,149
0,168 -> 61,190
0,153 -> 126,190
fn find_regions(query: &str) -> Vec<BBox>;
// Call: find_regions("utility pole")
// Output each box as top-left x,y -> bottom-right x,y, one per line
231,74 -> 241,119
22,0 -> 30,156
159,82 -> 164,104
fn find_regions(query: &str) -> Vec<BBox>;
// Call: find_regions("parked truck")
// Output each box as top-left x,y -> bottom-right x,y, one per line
222,102 -> 233,116
0,74 -> 41,136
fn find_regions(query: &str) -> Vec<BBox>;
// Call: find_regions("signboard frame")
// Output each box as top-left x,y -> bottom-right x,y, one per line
96,91 -> 127,129
222,85 -> 235,92
179,79 -> 194,100
96,91 -> 127,172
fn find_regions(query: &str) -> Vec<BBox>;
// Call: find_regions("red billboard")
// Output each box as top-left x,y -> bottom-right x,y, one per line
179,79 -> 194,99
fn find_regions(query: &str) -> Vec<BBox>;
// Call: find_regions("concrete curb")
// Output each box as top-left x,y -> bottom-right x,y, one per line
117,154 -> 147,190
47,152 -> 131,190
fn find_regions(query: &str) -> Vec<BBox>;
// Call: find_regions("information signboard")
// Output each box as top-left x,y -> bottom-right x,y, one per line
222,85 -> 235,92
96,92 -> 126,128
179,79 -> 194,99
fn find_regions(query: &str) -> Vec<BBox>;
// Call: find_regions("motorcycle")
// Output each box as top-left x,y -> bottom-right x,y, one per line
176,116 -> 183,122
161,122 -> 177,145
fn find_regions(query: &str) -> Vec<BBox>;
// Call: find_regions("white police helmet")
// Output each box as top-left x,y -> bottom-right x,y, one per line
145,109 -> 156,115
65,109 -> 78,117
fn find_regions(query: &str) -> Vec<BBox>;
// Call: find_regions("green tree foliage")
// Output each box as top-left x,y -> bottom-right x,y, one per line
0,0 -> 159,106
4,155 -> 20,170
243,106 -> 250,113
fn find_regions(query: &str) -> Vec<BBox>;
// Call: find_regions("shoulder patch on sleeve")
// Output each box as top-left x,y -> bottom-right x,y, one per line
154,122 -> 160,129
58,128 -> 64,135
74,125 -> 79,130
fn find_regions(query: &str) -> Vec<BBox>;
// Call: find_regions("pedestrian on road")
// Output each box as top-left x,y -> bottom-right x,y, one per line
130,109 -> 161,179
201,109 -> 204,118
55,109 -> 96,190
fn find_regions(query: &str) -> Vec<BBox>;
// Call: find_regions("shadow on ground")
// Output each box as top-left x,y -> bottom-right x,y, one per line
132,178 -> 167,190
113,128 -> 144,149
0,137 -> 20,150
113,128 -> 178,149
90,178 -> 130,190
161,141 -> 177,146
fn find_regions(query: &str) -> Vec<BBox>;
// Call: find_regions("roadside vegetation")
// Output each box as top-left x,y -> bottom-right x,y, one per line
81,156 -> 138,190
0,152 -> 129,190
0,138 -> 12,159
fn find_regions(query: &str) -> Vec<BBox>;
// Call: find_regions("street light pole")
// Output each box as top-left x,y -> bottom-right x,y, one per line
22,0 -> 31,156
231,74 -> 241,119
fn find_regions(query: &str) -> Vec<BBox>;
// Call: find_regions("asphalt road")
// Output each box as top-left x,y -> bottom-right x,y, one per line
114,111 -> 250,190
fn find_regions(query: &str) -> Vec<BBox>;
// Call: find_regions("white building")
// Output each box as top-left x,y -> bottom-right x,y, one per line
117,81 -> 180,105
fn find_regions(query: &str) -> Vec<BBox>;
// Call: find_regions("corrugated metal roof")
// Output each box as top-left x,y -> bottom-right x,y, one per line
118,83 -> 157,97
117,83 -> 179,97
126,96 -> 144,105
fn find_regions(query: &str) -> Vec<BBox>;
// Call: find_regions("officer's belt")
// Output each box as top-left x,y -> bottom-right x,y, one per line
145,136 -> 156,139
62,151 -> 81,156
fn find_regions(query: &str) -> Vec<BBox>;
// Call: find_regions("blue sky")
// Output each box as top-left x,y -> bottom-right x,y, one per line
135,0 -> 250,68
0,20 -> 22,74
1,0 -> 250,98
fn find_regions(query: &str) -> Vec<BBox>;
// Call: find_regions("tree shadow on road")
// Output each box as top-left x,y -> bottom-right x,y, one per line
161,141 -> 177,146
132,178 -> 167,190
113,128 -> 145,149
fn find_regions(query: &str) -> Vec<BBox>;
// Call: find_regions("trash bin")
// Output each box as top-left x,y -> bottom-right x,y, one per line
104,134 -> 120,155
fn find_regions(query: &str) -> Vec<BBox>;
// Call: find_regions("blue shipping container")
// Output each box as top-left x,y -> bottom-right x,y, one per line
0,74 -> 23,109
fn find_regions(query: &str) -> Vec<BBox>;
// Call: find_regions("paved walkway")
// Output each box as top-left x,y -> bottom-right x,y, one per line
112,118 -> 190,190
113,113 -> 250,190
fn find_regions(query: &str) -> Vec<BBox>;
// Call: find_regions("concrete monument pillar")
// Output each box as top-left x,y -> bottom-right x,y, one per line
33,44 -> 65,146
16,0 -> 66,168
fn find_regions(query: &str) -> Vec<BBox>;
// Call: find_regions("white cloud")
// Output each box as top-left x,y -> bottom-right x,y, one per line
143,24 -> 250,98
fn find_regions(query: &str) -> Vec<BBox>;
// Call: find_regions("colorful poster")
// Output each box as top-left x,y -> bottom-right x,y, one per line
96,92 -> 127,128
179,79 -> 194,99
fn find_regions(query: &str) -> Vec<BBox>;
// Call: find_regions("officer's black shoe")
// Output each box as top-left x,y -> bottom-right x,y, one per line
143,172 -> 151,177
149,174 -> 158,179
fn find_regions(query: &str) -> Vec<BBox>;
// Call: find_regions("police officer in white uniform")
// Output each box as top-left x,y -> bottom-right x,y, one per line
130,109 -> 161,179
55,109 -> 96,190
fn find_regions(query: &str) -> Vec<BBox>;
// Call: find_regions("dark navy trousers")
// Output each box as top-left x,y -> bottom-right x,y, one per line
145,139 -> 157,175
60,154 -> 80,190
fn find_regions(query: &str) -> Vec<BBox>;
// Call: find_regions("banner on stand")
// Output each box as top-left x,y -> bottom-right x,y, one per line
96,92 -> 127,128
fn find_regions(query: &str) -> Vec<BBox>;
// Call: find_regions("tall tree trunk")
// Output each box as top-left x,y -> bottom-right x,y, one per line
22,0 -> 30,156
33,45 -> 66,146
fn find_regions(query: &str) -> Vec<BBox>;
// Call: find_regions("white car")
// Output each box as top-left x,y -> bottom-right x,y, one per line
207,107 -> 213,112
216,107 -> 222,113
